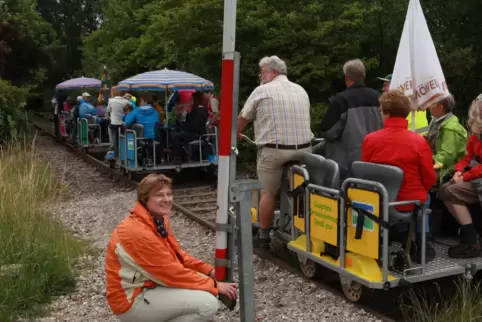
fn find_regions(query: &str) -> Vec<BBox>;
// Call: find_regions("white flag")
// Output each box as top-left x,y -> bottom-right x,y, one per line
390,0 -> 449,110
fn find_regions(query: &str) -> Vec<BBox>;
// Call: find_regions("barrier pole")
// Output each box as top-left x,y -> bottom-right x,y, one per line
215,0 -> 238,281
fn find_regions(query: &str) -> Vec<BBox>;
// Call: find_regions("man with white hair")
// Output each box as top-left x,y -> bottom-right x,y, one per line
320,59 -> 383,179
237,55 -> 313,248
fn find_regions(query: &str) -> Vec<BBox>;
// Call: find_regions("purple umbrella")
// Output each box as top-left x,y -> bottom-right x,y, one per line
55,77 -> 101,91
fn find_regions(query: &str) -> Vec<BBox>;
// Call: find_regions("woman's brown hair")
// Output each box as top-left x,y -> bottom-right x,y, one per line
379,89 -> 411,118
140,94 -> 155,106
137,174 -> 173,207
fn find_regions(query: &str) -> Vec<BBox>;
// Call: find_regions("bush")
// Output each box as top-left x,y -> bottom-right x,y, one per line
0,137 -> 85,321
0,80 -> 30,142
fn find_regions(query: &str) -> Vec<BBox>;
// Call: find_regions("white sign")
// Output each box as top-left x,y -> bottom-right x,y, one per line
390,0 -> 449,110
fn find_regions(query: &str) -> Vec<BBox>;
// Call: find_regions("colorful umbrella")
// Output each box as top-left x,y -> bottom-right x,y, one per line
55,77 -> 101,91
117,68 -> 214,92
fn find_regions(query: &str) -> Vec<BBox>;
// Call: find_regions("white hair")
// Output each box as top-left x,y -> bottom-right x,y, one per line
259,55 -> 287,75
343,59 -> 366,83
468,96 -> 482,134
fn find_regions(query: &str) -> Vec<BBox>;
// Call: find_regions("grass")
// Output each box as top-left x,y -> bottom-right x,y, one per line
0,136 -> 86,321
401,277 -> 482,321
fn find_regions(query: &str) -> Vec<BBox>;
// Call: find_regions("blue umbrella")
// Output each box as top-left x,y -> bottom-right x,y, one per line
56,77 -> 101,90
117,68 -> 214,92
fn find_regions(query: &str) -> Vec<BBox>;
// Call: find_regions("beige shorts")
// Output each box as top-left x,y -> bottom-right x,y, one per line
257,146 -> 312,195
438,181 -> 479,206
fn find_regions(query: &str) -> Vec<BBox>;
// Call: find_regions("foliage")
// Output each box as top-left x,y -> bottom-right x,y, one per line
36,0 -> 105,85
0,0 -> 56,94
0,80 -> 30,142
401,278 -> 482,322
0,138 -> 85,321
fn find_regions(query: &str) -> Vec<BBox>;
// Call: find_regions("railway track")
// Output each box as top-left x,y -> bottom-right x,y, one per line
32,114 -> 400,322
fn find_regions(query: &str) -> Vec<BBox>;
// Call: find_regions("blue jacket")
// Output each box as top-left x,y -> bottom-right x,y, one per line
125,105 -> 160,139
79,99 -> 98,118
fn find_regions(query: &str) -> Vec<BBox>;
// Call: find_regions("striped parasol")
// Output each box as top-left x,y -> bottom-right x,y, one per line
97,66 -> 112,102
55,77 -> 101,90
117,68 -> 214,92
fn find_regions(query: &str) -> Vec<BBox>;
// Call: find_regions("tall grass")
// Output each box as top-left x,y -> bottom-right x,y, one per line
0,137 -> 85,321
401,277 -> 482,322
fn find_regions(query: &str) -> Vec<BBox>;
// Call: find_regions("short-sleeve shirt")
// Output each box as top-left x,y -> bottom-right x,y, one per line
209,97 -> 219,114
240,75 -> 313,146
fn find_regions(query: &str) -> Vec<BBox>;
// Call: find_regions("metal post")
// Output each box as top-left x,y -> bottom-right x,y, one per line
215,0 -> 238,282
229,52 -> 241,186
230,179 -> 261,322
226,52 -> 241,281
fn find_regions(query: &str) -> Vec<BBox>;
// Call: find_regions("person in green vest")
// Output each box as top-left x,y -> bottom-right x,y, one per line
378,73 -> 429,135
426,94 -> 467,183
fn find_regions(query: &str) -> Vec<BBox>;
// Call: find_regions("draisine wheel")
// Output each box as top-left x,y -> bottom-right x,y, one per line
340,277 -> 374,303
126,171 -> 134,181
298,255 -> 318,279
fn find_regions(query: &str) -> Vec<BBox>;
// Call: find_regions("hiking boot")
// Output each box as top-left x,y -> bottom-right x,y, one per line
448,242 -> 481,259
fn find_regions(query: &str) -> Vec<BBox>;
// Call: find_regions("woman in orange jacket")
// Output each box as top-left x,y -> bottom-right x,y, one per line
105,174 -> 237,322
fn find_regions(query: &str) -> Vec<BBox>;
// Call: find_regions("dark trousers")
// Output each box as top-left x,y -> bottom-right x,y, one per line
171,132 -> 199,159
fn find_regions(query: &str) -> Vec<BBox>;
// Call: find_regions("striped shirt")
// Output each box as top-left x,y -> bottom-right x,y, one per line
240,75 -> 313,146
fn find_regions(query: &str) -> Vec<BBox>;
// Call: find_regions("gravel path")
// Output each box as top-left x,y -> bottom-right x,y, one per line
31,134 -> 382,322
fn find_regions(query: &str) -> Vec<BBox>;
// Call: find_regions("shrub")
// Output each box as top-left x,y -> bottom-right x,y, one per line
0,137 -> 84,321
0,80 -> 30,142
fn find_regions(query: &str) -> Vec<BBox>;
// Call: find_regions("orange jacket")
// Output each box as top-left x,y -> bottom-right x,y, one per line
105,202 -> 218,315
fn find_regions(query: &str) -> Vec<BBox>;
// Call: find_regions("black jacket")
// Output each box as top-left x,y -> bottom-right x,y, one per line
320,83 -> 383,178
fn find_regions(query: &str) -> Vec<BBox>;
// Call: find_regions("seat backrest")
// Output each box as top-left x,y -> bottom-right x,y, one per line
295,152 -> 325,186
350,161 -> 404,203
131,123 -> 144,138
320,158 -> 341,189
312,141 -> 326,157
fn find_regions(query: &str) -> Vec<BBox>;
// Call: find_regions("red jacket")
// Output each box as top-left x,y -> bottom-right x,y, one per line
454,135 -> 482,182
361,117 -> 437,211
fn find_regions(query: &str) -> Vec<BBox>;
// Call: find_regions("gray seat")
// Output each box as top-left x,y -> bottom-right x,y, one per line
312,141 -> 326,157
130,124 -> 144,138
350,161 -> 429,223
319,158 -> 340,189
83,114 -> 95,124
294,152 -> 326,187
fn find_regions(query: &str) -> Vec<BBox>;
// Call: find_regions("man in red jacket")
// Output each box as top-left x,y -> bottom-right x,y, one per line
362,90 -> 438,263
438,96 -> 482,258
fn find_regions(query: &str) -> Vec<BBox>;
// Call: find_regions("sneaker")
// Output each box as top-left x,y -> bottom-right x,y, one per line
448,242 -> 481,259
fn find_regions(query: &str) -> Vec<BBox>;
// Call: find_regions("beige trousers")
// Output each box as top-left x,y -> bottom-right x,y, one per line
118,287 -> 219,322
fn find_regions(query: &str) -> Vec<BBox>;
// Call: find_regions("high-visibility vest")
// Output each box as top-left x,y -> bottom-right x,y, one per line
407,110 -> 429,135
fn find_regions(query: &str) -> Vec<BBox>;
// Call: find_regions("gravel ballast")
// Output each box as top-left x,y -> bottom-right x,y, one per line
32,134 -> 382,322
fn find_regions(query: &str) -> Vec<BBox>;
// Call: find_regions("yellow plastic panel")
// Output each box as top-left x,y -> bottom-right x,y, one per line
293,173 -> 306,233
346,188 -> 380,259
337,253 -> 397,283
251,207 -> 257,223
310,193 -> 338,246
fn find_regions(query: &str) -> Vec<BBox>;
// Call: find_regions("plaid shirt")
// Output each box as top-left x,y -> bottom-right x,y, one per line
240,75 -> 313,146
